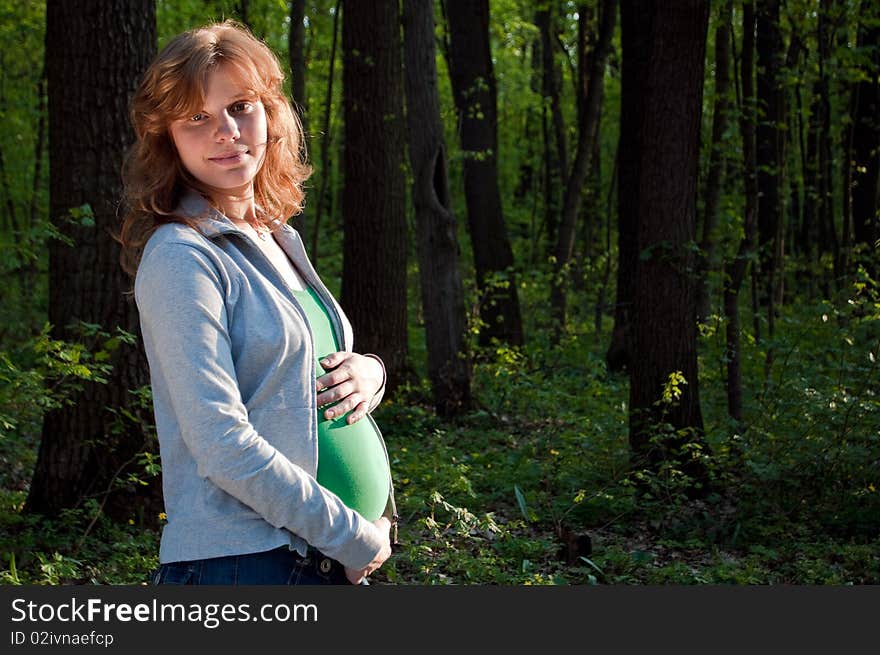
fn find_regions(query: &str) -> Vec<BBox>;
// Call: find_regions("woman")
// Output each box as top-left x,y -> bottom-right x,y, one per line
119,21 -> 397,585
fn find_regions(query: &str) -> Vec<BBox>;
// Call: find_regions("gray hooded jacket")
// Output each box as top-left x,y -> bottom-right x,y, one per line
135,191 -> 391,569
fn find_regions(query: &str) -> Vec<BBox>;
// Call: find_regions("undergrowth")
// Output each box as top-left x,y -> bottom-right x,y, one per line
0,268 -> 877,585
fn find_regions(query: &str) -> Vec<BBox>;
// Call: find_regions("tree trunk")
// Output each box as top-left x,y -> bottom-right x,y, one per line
235,0 -> 252,31
402,0 -> 472,416
625,0 -> 710,489
817,0 -> 839,283
724,210 -> 756,424
606,0 -> 651,372
25,0 -> 157,519
696,0 -> 732,323
847,3 -> 880,271
288,0 -> 308,236
755,0 -> 786,335
310,0 -> 341,260
535,6 -> 567,251
341,0 -> 409,392
729,0 -> 758,426
445,0 -> 524,347
551,0 -> 617,335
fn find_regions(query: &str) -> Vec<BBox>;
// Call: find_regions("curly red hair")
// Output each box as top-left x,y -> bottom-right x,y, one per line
119,20 -> 311,275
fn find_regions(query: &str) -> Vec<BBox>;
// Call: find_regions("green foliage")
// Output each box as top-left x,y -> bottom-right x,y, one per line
0,492 -> 160,585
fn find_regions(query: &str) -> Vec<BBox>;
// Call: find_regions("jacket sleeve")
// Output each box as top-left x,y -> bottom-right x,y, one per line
135,240 -> 385,569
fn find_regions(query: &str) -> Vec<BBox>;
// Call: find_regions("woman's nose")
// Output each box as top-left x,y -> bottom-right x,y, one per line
215,112 -> 240,142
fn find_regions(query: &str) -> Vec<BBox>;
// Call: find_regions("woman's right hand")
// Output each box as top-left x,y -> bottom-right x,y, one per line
345,516 -> 392,585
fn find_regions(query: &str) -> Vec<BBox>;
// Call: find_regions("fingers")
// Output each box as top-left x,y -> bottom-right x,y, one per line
344,566 -> 366,585
315,352 -> 356,391
344,401 -> 370,425
321,393 -> 366,421
318,351 -> 346,371
317,379 -> 356,407
314,352 -> 379,423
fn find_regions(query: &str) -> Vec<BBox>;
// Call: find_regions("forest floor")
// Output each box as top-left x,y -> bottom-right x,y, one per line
1,290 -> 878,585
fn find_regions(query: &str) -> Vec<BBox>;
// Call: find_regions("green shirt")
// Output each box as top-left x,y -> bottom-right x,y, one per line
292,286 -> 390,521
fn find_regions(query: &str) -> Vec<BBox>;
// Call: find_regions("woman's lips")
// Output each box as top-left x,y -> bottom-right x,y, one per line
208,152 -> 246,165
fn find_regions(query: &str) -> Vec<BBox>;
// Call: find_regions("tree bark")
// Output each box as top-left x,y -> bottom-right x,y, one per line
288,0 -> 308,236
606,0 -> 651,372
755,0 -> 786,333
696,0 -> 732,323
310,0 -> 341,260
727,0 -> 760,421
25,0 -> 157,519
624,0 -> 710,488
847,3 -> 880,271
535,6 -> 567,251
551,0 -> 616,335
816,0 -> 839,283
341,0 -> 409,392
403,0 -> 473,416
445,0 -> 524,347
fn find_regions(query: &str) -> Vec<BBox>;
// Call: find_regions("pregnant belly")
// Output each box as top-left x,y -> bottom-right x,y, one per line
316,413 -> 390,521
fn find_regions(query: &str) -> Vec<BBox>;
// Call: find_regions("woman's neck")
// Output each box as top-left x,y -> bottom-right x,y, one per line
208,185 -> 257,223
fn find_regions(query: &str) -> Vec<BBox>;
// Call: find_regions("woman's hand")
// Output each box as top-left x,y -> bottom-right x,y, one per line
345,516 -> 392,585
315,351 -> 384,424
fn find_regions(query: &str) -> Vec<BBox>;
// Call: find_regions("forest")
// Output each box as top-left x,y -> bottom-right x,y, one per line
0,0 -> 877,586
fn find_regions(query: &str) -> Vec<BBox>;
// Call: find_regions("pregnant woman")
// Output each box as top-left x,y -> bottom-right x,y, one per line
120,20 -> 397,585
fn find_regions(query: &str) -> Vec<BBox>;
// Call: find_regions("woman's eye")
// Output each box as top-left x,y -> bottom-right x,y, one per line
189,113 -> 206,122
231,102 -> 252,113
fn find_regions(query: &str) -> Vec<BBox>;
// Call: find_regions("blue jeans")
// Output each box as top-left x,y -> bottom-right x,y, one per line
151,546 -> 351,585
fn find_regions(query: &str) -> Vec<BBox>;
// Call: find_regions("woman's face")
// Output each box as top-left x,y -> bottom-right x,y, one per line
169,63 -> 268,200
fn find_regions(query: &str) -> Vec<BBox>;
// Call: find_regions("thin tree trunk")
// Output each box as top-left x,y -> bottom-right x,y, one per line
550,0 -> 616,337
755,0 -> 786,340
817,0 -> 839,284
289,0 -> 308,236
724,210 -> 757,424
595,145 -> 618,340
25,0 -> 156,519
847,2 -> 880,273
535,6 -> 567,251
236,0 -> 252,31
311,0 -> 341,260
445,0 -> 524,347
696,0 -> 732,323
740,2 -> 762,343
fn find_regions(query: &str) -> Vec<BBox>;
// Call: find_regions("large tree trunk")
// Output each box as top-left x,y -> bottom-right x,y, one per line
550,0 -> 617,336
625,0 -> 710,488
403,0 -> 472,417
341,0 -> 409,392
445,0 -> 524,347
25,0 -> 156,519
696,0 -> 732,323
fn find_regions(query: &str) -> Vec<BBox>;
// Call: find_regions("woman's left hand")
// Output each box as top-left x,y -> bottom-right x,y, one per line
315,352 -> 384,424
